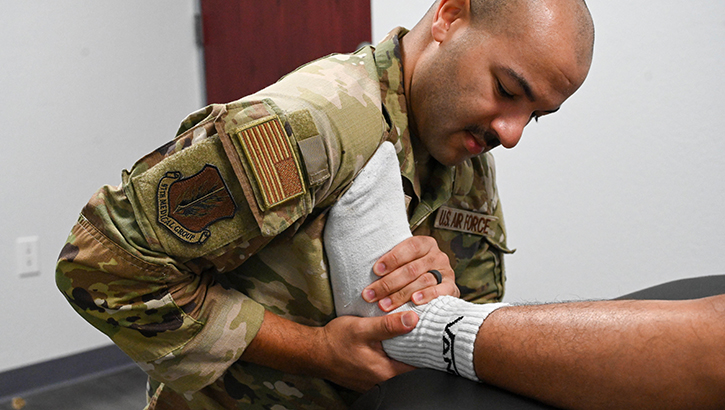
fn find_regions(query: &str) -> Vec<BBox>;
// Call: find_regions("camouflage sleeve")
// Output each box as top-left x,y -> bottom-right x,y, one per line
56,71 -> 388,396
55,104 -> 275,396
56,189 -> 269,395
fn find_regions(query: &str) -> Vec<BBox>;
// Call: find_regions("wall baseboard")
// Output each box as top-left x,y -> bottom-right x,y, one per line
0,344 -> 135,401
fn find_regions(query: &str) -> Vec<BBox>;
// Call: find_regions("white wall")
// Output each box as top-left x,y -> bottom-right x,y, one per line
0,1 -> 203,373
372,0 -> 432,42
373,1 -> 725,302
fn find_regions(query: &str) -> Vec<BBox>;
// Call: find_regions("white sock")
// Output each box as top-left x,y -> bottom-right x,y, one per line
324,141 -> 508,381
382,295 -> 508,381
324,141 -> 412,317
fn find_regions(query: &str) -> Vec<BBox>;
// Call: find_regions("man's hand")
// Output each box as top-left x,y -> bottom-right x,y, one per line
363,235 -> 460,312
242,310 -> 419,393
318,311 -> 419,391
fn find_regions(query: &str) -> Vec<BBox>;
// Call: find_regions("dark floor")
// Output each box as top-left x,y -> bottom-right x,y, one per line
0,366 -> 148,410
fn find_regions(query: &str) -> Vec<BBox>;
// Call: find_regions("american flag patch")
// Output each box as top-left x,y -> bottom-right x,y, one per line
234,116 -> 305,210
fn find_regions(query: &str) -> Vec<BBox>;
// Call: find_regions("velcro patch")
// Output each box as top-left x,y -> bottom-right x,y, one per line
157,164 -> 236,244
233,117 -> 306,210
434,205 -> 497,237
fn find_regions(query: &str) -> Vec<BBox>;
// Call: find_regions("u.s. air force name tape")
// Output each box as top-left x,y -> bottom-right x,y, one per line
434,205 -> 497,237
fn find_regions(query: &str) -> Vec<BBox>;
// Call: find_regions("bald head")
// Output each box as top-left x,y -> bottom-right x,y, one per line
416,0 -> 594,65
469,0 -> 594,65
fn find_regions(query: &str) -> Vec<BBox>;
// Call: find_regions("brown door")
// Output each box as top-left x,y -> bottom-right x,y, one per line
201,0 -> 372,104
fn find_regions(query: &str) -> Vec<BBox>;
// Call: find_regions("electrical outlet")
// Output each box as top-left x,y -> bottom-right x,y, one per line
16,236 -> 40,278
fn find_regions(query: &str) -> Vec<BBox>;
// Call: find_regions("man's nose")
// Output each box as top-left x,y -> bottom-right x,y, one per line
490,115 -> 527,149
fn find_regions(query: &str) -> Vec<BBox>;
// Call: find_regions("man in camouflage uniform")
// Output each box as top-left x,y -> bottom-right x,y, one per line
56,0 -> 593,408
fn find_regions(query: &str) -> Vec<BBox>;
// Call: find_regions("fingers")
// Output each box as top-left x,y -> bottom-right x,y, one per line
408,274 -> 460,304
373,272 -> 459,311
364,313 -> 418,375
363,236 -> 460,311
360,311 -> 419,341
373,236 -> 440,276
320,314 -> 417,392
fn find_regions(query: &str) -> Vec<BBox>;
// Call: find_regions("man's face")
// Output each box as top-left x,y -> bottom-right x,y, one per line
407,11 -> 591,166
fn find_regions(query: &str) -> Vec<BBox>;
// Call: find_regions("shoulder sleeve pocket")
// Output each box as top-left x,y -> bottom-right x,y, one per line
217,99 -> 314,237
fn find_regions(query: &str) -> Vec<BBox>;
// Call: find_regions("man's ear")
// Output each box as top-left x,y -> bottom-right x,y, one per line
431,0 -> 471,43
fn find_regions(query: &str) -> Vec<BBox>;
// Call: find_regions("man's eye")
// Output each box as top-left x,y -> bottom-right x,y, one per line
530,112 -> 541,123
497,81 -> 514,99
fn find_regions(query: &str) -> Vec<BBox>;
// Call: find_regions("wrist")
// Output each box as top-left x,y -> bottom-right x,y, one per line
242,310 -> 328,378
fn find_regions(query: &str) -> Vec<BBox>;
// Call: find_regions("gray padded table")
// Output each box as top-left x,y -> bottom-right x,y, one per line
351,275 -> 725,410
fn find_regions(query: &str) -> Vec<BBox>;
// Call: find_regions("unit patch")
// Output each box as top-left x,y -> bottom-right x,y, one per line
156,164 -> 236,244
434,205 -> 497,237
234,116 -> 306,210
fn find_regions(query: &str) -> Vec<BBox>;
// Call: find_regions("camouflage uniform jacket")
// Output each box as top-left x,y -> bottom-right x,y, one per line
56,28 -> 511,410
